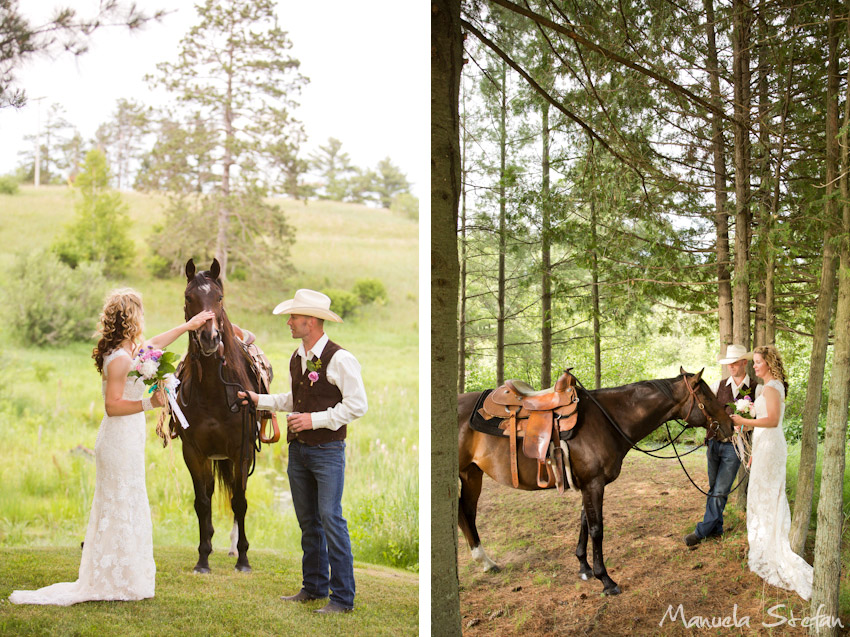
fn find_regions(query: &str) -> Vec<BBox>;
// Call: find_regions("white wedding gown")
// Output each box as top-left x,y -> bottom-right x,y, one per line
747,379 -> 813,600
10,349 -> 156,605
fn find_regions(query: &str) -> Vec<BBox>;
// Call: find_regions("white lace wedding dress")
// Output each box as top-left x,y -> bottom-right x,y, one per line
10,349 -> 156,605
747,379 -> 813,600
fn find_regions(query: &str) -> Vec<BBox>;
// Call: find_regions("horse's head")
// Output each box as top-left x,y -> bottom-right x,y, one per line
185,258 -> 224,356
676,366 -> 734,439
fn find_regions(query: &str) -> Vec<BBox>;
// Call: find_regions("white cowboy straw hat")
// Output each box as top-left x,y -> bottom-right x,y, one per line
717,343 -> 753,365
272,289 -> 343,323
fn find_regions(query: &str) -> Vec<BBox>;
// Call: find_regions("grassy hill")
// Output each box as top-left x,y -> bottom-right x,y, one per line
0,186 -> 418,626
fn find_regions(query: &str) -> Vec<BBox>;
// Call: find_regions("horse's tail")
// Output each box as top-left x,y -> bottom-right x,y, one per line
213,459 -> 235,502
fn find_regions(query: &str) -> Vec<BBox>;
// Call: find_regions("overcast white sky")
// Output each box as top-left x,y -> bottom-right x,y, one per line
0,0 -> 427,197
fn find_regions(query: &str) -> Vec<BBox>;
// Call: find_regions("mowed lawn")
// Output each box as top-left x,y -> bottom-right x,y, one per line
0,547 -> 418,635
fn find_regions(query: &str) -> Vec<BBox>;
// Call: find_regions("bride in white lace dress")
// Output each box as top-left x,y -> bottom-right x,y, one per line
10,289 -> 213,606
730,344 -> 813,601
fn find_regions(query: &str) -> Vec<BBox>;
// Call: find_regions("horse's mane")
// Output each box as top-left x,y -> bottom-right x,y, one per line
589,375 -> 696,403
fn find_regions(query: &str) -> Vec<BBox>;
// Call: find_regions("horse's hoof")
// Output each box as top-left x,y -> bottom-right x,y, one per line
603,585 -> 622,596
228,550 -> 237,557
580,573 -> 590,581
193,566 -> 211,574
483,564 -> 501,573
234,563 -> 252,573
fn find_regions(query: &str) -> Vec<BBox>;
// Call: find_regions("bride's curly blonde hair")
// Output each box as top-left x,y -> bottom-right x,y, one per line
754,345 -> 789,393
92,289 -> 144,374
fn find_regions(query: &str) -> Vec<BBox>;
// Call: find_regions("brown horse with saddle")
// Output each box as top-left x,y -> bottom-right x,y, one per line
163,259 -> 280,574
457,367 -> 733,595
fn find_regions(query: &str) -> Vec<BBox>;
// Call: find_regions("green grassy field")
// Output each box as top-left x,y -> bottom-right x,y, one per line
0,187 -> 418,584
0,547 -> 418,635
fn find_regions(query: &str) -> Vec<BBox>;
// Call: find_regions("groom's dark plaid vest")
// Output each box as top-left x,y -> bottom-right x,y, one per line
711,378 -> 751,442
288,339 -> 346,446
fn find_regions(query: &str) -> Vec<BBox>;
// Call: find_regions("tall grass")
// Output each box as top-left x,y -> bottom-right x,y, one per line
0,186 -> 418,571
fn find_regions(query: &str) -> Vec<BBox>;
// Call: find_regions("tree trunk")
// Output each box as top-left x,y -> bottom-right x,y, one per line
790,6 -> 841,558
704,0 -> 733,353
541,100 -> 552,388
731,0 -> 753,510
809,7 -> 850,630
217,43 -> 235,280
458,78 -> 468,394
431,0 -> 462,633
496,62 -> 507,386
590,168 -> 601,390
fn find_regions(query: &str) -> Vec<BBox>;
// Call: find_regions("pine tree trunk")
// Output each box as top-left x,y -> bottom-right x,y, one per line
458,80 -> 468,394
790,8 -> 841,558
431,0 -> 462,633
496,62 -> 507,386
731,0 -> 753,510
704,0 -> 733,352
541,100 -> 552,388
590,186 -> 601,390
217,44 -> 235,280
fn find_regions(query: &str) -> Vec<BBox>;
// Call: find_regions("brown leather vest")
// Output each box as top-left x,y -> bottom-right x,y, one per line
711,377 -> 752,441
288,339 -> 346,445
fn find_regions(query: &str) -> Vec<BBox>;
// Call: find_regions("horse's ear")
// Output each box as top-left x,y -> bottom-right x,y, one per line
679,366 -> 687,376
185,259 -> 196,281
688,368 -> 704,387
210,258 -> 221,281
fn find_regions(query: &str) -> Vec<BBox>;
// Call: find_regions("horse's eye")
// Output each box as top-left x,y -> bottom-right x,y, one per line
219,296 -> 223,302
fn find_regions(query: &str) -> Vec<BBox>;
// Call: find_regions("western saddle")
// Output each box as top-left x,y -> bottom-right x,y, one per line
478,370 -> 580,493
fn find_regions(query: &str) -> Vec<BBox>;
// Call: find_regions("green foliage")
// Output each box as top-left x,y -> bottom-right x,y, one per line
353,278 -> 388,305
4,250 -> 106,346
390,192 -> 418,220
322,288 -> 359,318
373,157 -> 411,209
52,149 -> 135,276
0,175 -> 19,195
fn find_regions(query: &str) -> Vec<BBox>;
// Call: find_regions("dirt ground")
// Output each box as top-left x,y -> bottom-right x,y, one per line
458,451 -> 850,636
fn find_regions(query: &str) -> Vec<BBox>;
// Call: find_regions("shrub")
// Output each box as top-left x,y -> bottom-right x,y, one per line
5,251 -> 107,346
0,175 -> 19,195
51,149 -> 135,276
146,253 -> 172,279
390,192 -> 418,221
352,278 -> 387,305
321,288 -> 359,318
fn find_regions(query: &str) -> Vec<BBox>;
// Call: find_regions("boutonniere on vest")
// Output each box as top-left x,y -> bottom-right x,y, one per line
306,358 -> 322,386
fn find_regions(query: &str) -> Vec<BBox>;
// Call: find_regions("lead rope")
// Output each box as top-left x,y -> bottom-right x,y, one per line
217,356 -> 261,490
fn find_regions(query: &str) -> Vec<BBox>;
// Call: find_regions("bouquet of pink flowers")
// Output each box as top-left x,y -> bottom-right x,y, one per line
728,387 -> 755,419
128,346 -> 180,390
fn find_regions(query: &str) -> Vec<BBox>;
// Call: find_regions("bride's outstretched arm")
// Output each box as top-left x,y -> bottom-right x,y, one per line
730,385 -> 781,429
104,355 -> 166,416
143,311 -> 215,350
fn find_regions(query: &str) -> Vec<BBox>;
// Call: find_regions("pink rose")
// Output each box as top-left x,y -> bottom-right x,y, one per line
308,371 -> 319,383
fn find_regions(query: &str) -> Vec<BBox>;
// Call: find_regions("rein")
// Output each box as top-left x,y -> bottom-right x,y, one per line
574,376 -> 743,497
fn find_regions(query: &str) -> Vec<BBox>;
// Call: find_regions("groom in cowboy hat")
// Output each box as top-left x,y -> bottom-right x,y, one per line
685,343 -> 760,547
239,289 -> 367,614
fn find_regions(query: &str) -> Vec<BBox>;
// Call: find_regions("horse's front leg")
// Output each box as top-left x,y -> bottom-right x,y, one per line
231,476 -> 251,572
575,506 -> 592,581
186,456 -> 215,574
582,482 -> 620,595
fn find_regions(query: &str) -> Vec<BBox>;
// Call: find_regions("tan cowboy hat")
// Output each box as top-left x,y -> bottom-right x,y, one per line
717,343 -> 753,365
272,289 -> 343,323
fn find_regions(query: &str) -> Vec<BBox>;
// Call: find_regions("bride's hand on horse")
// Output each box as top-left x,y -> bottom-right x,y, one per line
186,310 -> 216,330
237,390 -> 258,406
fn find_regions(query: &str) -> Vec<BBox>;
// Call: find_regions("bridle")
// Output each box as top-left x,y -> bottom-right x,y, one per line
681,375 -> 721,440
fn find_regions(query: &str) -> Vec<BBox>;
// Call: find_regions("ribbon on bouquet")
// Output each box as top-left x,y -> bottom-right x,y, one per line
151,374 -> 190,430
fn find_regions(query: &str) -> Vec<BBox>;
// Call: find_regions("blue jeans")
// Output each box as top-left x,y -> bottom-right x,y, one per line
287,440 -> 355,608
695,439 -> 741,539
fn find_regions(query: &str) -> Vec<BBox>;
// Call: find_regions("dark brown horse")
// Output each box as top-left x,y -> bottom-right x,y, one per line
457,368 -> 733,595
172,258 -> 266,573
